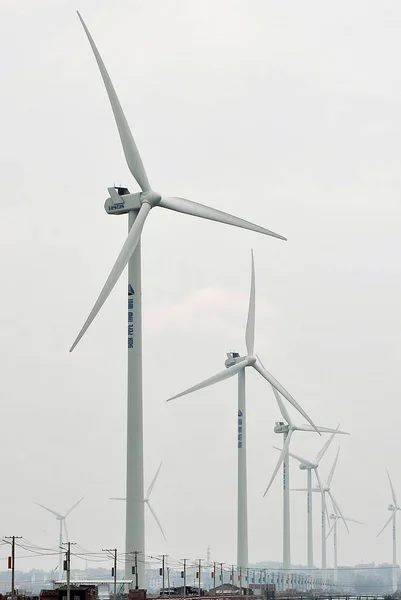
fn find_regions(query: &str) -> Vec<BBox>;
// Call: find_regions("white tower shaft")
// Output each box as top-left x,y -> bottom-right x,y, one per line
125,214 -> 145,586
333,518 -> 338,584
321,492 -> 327,573
59,519 -> 63,580
307,469 -> 313,572
393,513 -> 397,593
237,369 -> 248,584
283,431 -> 290,571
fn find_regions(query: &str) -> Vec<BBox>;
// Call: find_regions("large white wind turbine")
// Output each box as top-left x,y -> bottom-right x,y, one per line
378,469 -> 400,593
110,463 -> 166,541
35,497 -> 84,577
281,432 -> 338,574
327,512 -> 362,584
167,251 -> 319,583
71,13 -> 286,587
264,388 -> 348,573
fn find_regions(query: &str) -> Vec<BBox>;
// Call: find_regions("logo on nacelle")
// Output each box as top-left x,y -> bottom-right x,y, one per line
104,187 -> 142,215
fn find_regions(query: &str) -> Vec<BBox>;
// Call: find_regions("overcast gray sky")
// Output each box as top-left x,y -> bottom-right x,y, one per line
1,0 -> 401,573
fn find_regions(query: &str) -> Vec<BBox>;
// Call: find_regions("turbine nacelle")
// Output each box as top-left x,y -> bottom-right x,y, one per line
388,504 -> 398,512
105,187 -> 141,214
225,352 -> 242,368
274,421 -> 289,434
300,463 -> 316,471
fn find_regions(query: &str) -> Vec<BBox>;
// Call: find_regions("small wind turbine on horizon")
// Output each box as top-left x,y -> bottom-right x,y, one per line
292,446 -> 348,576
110,462 -> 166,541
278,431 -> 339,573
264,388 -> 349,573
34,496 -> 84,578
167,250 -> 319,584
378,469 -> 400,593
327,511 -> 363,584
72,12 -> 287,587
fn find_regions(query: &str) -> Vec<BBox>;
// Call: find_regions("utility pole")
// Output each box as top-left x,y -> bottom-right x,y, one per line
198,559 -> 202,597
160,555 -> 168,597
231,565 -> 234,586
131,551 -> 139,590
219,563 -> 223,586
181,559 -> 187,597
102,549 -> 117,600
61,541 -> 76,600
5,536 -> 21,600
167,567 -> 170,596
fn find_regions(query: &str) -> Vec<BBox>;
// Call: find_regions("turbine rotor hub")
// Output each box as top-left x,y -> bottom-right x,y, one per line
141,190 -> 162,207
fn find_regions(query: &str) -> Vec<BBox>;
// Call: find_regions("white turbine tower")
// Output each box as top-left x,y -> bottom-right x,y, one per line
34,497 -> 84,577
378,469 -> 400,593
167,251 -> 319,583
281,431 -> 338,574
327,512 -> 362,584
263,388 -> 348,573
71,13 -> 287,587
110,463 -> 166,541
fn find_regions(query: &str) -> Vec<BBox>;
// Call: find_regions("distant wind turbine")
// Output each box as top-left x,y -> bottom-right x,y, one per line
168,251 -> 319,583
293,446 -> 348,575
264,389 -> 349,573
278,431 -> 338,572
35,497 -> 84,577
110,463 -> 166,540
327,512 -> 363,584
377,469 -> 400,593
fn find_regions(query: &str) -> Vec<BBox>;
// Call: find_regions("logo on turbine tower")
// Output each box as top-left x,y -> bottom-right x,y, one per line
128,284 -> 135,296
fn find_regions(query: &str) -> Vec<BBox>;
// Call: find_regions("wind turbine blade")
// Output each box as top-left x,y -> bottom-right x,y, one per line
146,501 -> 167,541
326,520 -> 336,539
343,517 -> 364,525
327,447 -> 340,487
159,197 -> 286,240
167,359 -> 248,402
272,388 -> 293,427
146,462 -> 162,500
63,519 -> 70,543
296,424 -> 349,435
77,12 -> 150,192
263,430 -> 293,497
70,202 -> 151,351
257,357 -> 292,426
316,426 -> 339,464
274,447 -> 315,468
386,469 -> 398,506
253,360 -> 320,434
245,250 -> 255,356
314,469 -> 324,494
109,497 -> 126,501
65,496 -> 85,517
34,502 -> 63,519
329,491 -> 349,533
290,488 -> 310,492
378,513 -> 394,537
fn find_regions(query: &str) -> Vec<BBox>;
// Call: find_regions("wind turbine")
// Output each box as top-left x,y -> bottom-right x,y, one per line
378,469 -> 400,593
327,512 -> 362,584
71,12 -> 287,587
110,463 -> 166,540
280,432 -> 338,574
34,497 -> 84,578
263,388 -> 349,573
293,446 -> 348,578
167,251 -> 319,583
